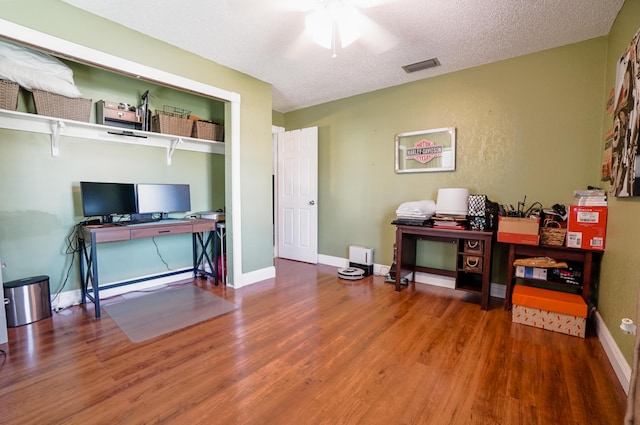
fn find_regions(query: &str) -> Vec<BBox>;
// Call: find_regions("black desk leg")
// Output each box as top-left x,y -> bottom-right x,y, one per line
79,236 -> 87,305
90,235 -> 101,318
193,231 -> 215,280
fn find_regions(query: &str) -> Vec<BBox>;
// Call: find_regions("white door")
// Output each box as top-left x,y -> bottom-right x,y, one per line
0,260 -> 7,345
276,127 -> 318,263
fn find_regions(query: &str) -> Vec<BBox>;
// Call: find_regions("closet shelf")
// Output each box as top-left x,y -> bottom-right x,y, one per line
0,109 -> 225,161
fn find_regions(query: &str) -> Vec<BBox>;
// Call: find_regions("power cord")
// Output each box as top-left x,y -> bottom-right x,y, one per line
376,265 -> 391,276
51,224 -> 81,313
152,237 -> 171,270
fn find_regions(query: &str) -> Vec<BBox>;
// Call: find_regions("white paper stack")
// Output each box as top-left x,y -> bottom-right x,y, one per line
395,200 -> 436,224
573,189 -> 607,206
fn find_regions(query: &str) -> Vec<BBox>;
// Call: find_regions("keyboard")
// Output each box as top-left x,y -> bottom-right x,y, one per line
125,219 -> 190,227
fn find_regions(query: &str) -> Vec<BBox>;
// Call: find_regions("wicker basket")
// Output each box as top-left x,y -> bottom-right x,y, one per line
32,89 -> 92,122
540,220 -> 567,246
192,120 -> 223,141
151,113 -> 193,137
0,80 -> 19,111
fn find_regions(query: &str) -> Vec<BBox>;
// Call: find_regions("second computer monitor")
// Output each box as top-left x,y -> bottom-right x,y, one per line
136,183 -> 191,215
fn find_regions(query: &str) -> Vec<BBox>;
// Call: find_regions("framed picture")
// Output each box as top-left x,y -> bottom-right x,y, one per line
610,27 -> 640,197
395,127 -> 456,173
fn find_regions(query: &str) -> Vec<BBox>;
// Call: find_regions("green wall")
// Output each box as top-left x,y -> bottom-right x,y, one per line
272,110 -> 285,128
0,131 -> 219,286
285,38 -> 606,264
599,0 -> 640,365
0,0 -> 274,288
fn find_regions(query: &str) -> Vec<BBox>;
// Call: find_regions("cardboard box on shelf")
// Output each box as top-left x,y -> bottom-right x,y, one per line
512,285 -> 587,338
515,266 -> 548,280
566,206 -> 607,250
497,217 -> 540,245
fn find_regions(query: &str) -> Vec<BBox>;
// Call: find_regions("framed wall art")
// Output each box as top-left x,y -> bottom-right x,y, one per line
395,127 -> 456,174
610,27 -> 640,197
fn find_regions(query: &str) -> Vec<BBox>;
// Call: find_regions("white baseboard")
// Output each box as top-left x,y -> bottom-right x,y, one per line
414,272 -> 505,299
232,265 -> 276,289
593,310 -> 631,394
53,263 -> 279,310
51,270 -> 194,311
318,254 -> 391,277
317,255 -> 505,298
318,254 -> 348,269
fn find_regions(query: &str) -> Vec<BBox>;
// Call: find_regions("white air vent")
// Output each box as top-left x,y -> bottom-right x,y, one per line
402,58 -> 441,73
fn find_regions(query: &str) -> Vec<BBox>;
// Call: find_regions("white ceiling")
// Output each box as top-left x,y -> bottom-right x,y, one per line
62,0 -> 624,113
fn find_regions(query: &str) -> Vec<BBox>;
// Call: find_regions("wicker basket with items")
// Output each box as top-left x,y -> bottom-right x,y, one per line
0,79 -> 19,111
539,218 -> 567,246
0,39 -> 91,121
32,89 -> 92,122
191,118 -> 224,141
151,105 -> 193,138
539,204 -> 568,246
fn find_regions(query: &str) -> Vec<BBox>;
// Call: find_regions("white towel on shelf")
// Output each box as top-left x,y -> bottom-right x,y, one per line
395,200 -> 436,219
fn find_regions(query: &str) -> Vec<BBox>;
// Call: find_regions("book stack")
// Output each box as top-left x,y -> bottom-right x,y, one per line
431,215 -> 468,229
573,189 -> 607,206
393,200 -> 436,226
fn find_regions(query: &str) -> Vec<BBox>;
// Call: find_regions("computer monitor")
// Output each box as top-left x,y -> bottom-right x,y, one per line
80,182 -> 137,222
136,183 -> 191,216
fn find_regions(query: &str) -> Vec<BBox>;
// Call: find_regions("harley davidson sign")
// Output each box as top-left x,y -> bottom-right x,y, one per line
406,139 -> 443,164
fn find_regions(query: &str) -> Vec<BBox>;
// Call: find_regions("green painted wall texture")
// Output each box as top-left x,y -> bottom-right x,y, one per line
598,0 -> 640,367
285,38 -> 607,266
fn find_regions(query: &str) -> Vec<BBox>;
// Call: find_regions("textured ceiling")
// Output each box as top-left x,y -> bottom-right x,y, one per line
62,0 -> 624,113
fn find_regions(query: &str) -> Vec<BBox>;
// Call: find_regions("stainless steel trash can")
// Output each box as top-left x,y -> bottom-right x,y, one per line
4,275 -> 51,327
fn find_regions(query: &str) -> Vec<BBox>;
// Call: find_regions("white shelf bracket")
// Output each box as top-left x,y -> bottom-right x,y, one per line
50,120 -> 66,157
167,138 -> 183,165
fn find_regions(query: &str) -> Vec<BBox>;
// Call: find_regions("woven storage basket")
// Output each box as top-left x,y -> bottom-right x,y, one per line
192,120 -> 223,141
540,220 -> 567,246
32,89 -> 92,122
0,80 -> 19,111
151,113 -> 193,137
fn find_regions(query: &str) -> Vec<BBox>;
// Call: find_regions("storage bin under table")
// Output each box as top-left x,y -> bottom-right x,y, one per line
512,285 -> 587,338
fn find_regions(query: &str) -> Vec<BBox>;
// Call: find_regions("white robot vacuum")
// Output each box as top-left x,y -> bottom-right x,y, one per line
337,267 -> 366,281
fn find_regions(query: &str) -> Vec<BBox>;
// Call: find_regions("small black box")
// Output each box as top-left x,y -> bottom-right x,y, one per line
349,262 -> 373,277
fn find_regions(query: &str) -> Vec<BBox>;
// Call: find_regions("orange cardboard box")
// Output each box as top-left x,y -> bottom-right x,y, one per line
512,285 -> 587,338
566,206 -> 607,251
497,216 -> 540,245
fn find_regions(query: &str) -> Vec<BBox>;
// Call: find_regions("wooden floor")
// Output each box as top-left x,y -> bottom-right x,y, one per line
0,259 -> 627,424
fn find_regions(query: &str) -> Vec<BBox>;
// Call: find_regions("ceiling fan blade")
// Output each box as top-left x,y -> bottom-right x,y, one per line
357,13 -> 399,54
281,29 -> 318,59
225,0 -> 318,12
351,0 -> 399,8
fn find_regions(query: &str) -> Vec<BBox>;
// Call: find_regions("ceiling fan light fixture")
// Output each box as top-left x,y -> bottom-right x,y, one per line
305,1 -> 363,53
334,4 -> 361,47
306,9 -> 334,49
402,58 -> 441,73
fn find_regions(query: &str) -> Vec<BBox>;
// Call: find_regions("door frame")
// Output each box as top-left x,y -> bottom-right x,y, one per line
272,125 -> 285,258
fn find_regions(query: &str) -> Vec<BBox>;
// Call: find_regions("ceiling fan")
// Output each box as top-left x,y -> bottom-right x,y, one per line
230,0 -> 399,58
304,0 -> 398,57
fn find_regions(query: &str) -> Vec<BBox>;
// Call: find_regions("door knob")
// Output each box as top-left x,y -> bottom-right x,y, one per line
309,200 -> 316,205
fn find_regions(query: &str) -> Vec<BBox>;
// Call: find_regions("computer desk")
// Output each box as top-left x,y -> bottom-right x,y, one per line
394,225 -> 495,310
78,218 -> 220,318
